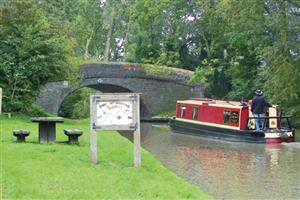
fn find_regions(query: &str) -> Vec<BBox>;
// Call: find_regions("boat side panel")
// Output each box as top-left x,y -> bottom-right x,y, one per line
240,107 -> 249,130
169,118 -> 266,143
177,103 -> 241,128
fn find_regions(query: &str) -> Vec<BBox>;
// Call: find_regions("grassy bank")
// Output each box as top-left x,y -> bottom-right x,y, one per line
0,115 -> 211,199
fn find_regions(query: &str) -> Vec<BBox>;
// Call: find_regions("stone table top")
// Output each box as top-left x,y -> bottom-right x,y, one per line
31,117 -> 64,123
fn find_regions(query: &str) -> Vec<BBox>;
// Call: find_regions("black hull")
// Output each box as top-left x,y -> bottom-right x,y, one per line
169,119 -> 267,143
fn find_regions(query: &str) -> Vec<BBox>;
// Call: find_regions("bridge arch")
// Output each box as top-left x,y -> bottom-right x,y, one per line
36,62 -> 203,118
57,82 -> 150,117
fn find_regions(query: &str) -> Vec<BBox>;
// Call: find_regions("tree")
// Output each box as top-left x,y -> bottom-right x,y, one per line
125,0 -> 205,69
0,0 -> 73,112
262,0 -> 300,117
192,0 -> 268,100
59,87 -> 94,119
38,0 -> 104,59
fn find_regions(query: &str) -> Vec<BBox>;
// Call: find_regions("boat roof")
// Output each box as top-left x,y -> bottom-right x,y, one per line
177,98 -> 247,109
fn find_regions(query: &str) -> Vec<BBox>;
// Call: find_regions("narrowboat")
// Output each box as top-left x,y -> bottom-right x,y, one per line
169,98 -> 295,143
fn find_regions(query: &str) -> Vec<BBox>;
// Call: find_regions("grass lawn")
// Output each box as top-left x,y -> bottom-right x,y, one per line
0,115 -> 211,199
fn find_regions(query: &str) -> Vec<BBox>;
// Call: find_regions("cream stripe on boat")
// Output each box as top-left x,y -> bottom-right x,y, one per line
176,118 -> 240,130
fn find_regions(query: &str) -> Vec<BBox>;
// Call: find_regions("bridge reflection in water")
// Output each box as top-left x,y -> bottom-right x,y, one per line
119,123 -> 300,200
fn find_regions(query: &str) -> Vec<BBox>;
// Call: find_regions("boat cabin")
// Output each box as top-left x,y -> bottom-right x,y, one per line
175,98 -> 279,130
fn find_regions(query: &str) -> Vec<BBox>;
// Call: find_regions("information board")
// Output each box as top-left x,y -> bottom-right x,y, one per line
90,93 -> 141,167
96,101 -> 133,126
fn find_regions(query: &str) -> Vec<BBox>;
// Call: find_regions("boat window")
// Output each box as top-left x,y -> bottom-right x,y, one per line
180,106 -> 186,118
192,107 -> 198,120
231,111 -> 239,124
223,110 -> 231,124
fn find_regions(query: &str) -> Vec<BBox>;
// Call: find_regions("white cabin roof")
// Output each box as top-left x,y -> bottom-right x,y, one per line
177,99 -> 247,109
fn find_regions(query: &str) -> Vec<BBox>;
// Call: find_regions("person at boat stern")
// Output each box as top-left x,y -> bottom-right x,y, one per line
251,89 -> 271,131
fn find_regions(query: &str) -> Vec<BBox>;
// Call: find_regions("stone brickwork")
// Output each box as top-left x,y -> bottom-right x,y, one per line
36,63 -> 204,117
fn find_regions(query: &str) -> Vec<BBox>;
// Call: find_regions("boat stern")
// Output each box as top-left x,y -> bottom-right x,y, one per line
264,129 -> 295,144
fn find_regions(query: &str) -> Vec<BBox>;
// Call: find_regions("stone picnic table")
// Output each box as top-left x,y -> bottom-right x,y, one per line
31,117 -> 64,143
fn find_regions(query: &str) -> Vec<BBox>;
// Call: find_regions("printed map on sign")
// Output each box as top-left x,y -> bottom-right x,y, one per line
96,101 -> 133,126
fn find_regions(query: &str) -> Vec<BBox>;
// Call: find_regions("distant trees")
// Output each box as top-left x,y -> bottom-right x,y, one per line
262,0 -> 300,118
191,0 -> 300,119
59,88 -> 94,119
36,0 -> 206,68
192,0 -> 268,99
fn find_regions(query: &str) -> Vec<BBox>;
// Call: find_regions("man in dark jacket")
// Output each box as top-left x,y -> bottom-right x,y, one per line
251,89 -> 271,131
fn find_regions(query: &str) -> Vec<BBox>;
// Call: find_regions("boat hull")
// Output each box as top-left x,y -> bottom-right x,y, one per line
169,118 -> 295,144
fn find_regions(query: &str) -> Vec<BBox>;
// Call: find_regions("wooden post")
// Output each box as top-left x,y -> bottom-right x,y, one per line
90,96 -> 98,164
133,94 -> 141,167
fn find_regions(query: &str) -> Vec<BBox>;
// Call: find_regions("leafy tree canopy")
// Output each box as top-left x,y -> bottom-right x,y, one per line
0,0 -> 74,112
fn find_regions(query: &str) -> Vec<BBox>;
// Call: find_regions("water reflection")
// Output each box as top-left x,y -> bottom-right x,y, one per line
120,124 -> 300,199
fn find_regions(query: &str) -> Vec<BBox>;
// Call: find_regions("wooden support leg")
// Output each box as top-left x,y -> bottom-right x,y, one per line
90,129 -> 98,164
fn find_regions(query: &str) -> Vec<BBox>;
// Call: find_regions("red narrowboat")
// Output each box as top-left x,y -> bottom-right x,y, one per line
169,98 -> 295,143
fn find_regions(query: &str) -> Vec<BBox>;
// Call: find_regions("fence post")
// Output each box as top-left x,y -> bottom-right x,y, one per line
90,95 -> 98,164
134,94 -> 141,167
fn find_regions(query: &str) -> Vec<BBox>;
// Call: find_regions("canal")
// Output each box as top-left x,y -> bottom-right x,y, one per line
120,123 -> 300,199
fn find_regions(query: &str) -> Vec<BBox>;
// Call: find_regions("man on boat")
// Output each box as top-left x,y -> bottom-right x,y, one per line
251,89 -> 271,131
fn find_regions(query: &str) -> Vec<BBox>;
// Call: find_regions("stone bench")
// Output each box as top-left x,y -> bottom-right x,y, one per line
63,129 -> 83,143
13,129 -> 30,142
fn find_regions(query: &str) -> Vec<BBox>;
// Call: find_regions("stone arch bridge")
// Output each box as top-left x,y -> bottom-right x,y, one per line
36,63 -> 203,118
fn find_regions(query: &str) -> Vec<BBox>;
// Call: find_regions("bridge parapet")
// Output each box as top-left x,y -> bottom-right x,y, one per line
80,62 -> 193,86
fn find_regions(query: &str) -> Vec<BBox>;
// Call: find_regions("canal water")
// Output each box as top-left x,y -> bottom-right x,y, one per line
120,123 -> 300,199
